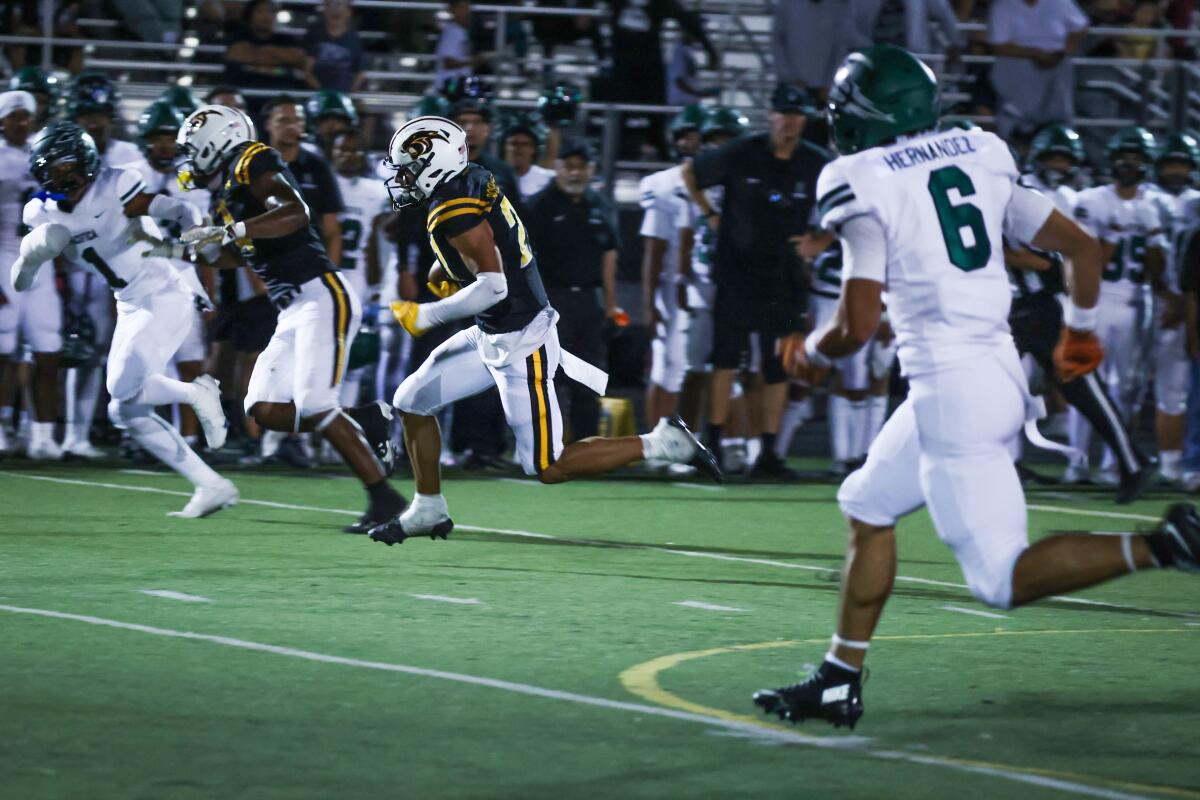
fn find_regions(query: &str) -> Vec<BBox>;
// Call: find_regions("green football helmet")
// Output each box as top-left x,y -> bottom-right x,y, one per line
669,104 -> 707,139
137,100 -> 185,168
347,324 -> 381,369
537,82 -> 582,125
1106,126 -> 1156,186
66,72 -> 119,119
411,93 -> 451,119
1028,124 -> 1084,189
502,112 -> 548,149
701,106 -> 750,141
827,44 -> 939,155
1155,131 -> 1200,194
939,119 -> 980,132
29,121 -> 100,200
306,89 -> 358,125
158,85 -> 198,116
9,66 -> 60,118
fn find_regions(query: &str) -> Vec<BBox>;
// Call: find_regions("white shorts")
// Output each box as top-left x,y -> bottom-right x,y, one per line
0,249 -> 63,354
245,272 -> 362,417
1154,319 -> 1189,415
650,285 -> 688,392
393,307 -> 564,476
1096,296 -> 1141,413
172,306 -> 207,364
837,344 -> 1029,609
106,287 -> 193,402
683,307 -> 713,373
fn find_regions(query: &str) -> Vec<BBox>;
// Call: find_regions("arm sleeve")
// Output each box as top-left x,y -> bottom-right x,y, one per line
1004,184 -> 1056,246
148,193 -> 204,231
1142,205 -> 1169,250
1064,0 -> 1089,32
417,270 -> 508,328
115,168 -> 147,207
839,215 -> 887,284
987,0 -> 1010,44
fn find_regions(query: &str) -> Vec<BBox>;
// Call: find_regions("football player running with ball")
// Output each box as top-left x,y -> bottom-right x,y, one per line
13,122 -> 236,517
373,116 -> 720,545
175,105 -> 407,533
753,45 -> 1200,730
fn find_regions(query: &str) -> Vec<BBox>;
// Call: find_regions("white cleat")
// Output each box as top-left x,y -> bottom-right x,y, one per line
190,375 -> 228,451
1095,466 -> 1120,487
62,439 -> 106,460
168,479 -> 239,518
26,439 -> 63,461
1062,464 -> 1091,484
1181,471 -> 1200,493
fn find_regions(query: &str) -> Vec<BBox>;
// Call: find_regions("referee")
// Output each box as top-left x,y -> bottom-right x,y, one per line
681,84 -> 828,477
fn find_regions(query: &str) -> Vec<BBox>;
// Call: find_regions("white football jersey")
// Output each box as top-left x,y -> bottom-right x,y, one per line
1021,172 -> 1078,216
683,186 -> 722,309
1147,185 -> 1198,292
517,164 -> 554,201
0,138 -> 35,256
638,165 -> 688,285
334,172 -> 391,299
23,166 -> 178,303
1073,183 -> 1168,302
818,128 -> 1048,376
102,139 -> 142,170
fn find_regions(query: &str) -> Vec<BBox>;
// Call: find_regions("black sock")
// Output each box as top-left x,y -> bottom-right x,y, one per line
1143,531 -> 1174,568
366,479 -> 403,512
760,432 -> 777,455
706,423 -> 723,448
818,659 -> 860,682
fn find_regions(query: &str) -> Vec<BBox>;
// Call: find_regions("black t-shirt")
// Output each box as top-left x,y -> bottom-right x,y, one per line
693,132 -> 829,321
224,27 -> 304,91
303,23 -> 363,92
425,164 -> 549,334
285,145 -> 345,219
525,184 -> 619,289
213,142 -> 334,308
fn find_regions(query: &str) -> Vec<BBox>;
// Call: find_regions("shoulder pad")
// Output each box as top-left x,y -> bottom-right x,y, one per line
232,142 -> 283,186
427,167 -> 498,234
113,167 -> 147,206
815,158 -> 867,231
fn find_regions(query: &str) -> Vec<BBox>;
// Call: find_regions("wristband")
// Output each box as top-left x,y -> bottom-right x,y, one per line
225,221 -> 248,240
804,333 -> 833,369
1063,300 -> 1098,332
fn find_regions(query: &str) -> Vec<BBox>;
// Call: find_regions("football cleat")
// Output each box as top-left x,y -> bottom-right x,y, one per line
749,451 -> 796,481
368,513 -> 453,546
1156,503 -> 1200,572
26,438 -> 63,461
753,662 -> 864,729
168,479 -> 239,518
660,416 -> 722,483
346,401 -> 396,475
190,375 -> 227,450
1062,464 -> 1092,485
344,491 -> 407,535
1116,451 -> 1151,505
62,439 -> 106,460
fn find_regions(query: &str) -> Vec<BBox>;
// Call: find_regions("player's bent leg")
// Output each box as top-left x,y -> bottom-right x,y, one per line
1056,370 -> 1147,502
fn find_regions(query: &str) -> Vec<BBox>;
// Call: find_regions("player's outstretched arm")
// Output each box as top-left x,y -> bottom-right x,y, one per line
1029,206 -> 1104,381
12,223 -> 70,292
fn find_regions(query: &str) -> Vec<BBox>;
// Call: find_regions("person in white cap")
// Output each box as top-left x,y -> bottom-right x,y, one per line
0,90 -> 64,458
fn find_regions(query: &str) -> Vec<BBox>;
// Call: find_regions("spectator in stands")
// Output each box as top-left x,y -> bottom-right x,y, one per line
436,0 -> 489,87
1166,0 -> 1196,59
225,0 -> 308,114
3,0 -> 82,74
303,0 -> 365,92
503,117 -> 556,201
531,0 -> 605,81
112,0 -> 182,44
852,0 -> 964,60
667,30 -> 719,106
987,0 -> 1089,141
203,85 -> 248,110
525,140 -> 621,441
773,0 -> 854,97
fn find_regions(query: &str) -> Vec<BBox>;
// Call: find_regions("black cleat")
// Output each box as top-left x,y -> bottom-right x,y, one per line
1115,450 -> 1152,505
753,662 -> 864,729
343,493 -> 407,535
666,416 -> 722,483
749,451 -> 796,481
346,401 -> 396,475
367,515 -> 453,546
1157,503 -> 1200,571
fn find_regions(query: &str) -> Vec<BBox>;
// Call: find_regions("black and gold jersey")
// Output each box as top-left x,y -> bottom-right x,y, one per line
212,141 -> 333,308
426,163 -> 549,334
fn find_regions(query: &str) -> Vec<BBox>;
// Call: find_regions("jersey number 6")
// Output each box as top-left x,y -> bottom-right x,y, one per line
928,166 -> 992,272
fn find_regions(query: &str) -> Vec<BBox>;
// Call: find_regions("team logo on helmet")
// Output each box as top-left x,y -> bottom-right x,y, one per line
402,129 -> 449,159
831,55 -> 896,123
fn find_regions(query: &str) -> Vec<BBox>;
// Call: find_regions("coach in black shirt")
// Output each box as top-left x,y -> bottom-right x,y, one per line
682,84 -> 829,477
526,140 -> 621,440
263,95 -> 345,267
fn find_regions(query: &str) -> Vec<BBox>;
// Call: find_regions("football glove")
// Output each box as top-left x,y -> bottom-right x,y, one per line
1053,328 -> 1104,382
128,226 -> 187,260
390,300 -> 428,336
181,225 -> 228,247
427,279 -> 459,300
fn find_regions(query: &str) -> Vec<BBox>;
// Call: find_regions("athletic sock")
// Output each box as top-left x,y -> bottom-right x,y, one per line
126,411 -> 222,488
760,431 -> 777,457
829,395 -> 852,464
706,423 -> 723,449
1160,449 -> 1182,479
774,401 -> 806,458
134,374 -> 199,407
30,421 -> 53,446
820,656 -> 861,678
1066,407 -> 1091,471
261,430 -> 284,458
366,479 -> 405,516
865,394 -> 888,448
848,398 -> 870,460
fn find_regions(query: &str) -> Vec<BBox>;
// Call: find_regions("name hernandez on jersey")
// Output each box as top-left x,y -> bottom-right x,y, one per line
212,141 -> 333,308
1073,184 -> 1167,301
816,128 -> 1052,376
22,166 -> 178,302
425,163 -> 549,335
0,139 -> 36,256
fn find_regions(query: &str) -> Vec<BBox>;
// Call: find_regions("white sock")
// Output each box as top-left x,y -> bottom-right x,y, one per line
865,394 -> 888,447
125,411 -> 222,488
1066,407 -> 1091,470
640,431 -> 669,461
134,374 -> 199,407
774,401 -> 806,458
413,492 -> 447,511
744,437 -> 761,467
0,405 -> 12,429
262,429 -> 285,458
829,395 -> 853,464
1161,449 -> 1183,478
848,398 -> 869,460
67,366 -> 102,444
30,420 -> 54,446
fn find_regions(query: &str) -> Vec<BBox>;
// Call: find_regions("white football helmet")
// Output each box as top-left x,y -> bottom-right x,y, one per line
175,104 -> 256,190
383,115 -> 468,209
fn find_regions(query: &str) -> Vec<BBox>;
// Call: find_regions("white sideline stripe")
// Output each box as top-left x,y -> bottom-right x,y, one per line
140,589 -> 212,603
410,594 -> 482,605
1027,503 -> 1158,524
0,603 -> 1151,800
4,472 -> 1193,619
121,469 -> 166,476
671,482 -> 725,492
941,605 -> 1008,620
675,600 -> 746,612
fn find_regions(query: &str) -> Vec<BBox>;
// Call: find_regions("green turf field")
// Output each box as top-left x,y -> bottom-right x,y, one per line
2,458 -> 1198,800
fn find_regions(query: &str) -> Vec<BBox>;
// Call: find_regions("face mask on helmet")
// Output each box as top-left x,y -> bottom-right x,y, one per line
1111,151 -> 1146,187
1156,161 -> 1194,195
382,153 -> 427,209
34,157 -> 89,201
175,140 -> 206,191
1035,154 -> 1076,190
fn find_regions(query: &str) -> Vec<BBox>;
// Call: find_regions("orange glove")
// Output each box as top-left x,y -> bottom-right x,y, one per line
1053,328 -> 1104,383
777,333 -> 806,377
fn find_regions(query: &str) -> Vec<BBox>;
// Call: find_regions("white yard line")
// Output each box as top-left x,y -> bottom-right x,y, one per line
671,482 -> 725,492
140,589 -> 212,603
674,601 -> 746,612
941,605 -> 1008,620
0,603 -> 1152,800
410,594 -> 482,605
121,469 -> 167,476
4,472 -> 1193,619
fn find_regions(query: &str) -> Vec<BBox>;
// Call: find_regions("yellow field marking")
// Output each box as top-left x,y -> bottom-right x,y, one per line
620,628 -> 1200,800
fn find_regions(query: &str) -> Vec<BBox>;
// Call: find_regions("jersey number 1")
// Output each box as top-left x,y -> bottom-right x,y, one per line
928,166 -> 991,272
82,247 -> 128,289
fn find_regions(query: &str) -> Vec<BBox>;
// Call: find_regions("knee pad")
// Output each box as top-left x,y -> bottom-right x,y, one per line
108,397 -> 151,430
393,372 -> 441,415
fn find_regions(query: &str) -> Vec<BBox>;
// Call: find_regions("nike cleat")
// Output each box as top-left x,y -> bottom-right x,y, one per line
1157,503 -> 1200,572
662,416 -> 722,483
191,375 -> 228,450
346,400 -> 396,475
168,479 -> 239,518
753,662 -> 864,730
367,514 -> 453,546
